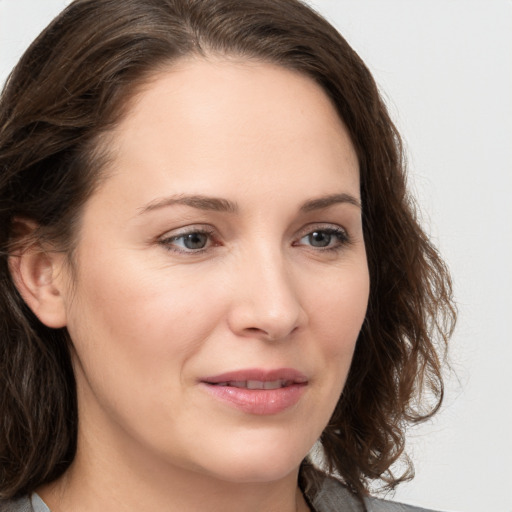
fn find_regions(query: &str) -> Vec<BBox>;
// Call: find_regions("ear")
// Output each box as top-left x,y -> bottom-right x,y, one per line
8,220 -> 68,329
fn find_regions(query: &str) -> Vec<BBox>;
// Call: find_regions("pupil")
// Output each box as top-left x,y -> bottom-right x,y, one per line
309,231 -> 331,247
184,233 -> 207,249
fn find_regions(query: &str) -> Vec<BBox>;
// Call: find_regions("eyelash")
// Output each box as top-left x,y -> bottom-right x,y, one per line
158,225 -> 351,255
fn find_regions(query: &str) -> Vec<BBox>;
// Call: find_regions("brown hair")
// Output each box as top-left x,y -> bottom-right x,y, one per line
0,0 -> 456,500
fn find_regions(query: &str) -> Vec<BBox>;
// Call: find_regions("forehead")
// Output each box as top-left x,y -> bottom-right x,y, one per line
93,58 -> 360,212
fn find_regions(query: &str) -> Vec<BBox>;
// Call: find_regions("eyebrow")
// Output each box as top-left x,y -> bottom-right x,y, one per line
138,192 -> 361,216
299,193 -> 361,212
138,194 -> 239,215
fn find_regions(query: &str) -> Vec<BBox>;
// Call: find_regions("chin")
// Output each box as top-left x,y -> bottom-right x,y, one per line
207,460 -> 301,485
194,434 -> 312,484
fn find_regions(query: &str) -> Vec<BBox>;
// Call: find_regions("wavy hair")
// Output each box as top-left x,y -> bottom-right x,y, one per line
0,0 -> 456,500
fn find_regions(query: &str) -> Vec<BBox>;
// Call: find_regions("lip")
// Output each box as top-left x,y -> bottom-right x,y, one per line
200,368 -> 308,415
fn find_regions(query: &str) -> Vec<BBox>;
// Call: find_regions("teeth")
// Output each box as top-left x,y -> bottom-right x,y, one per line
247,380 -> 263,389
215,380 -> 287,389
263,380 -> 283,390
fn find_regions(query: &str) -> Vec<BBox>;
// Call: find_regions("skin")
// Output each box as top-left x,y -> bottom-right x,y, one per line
26,58 -> 369,512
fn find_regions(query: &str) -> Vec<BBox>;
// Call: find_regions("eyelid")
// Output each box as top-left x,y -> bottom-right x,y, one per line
295,223 -> 349,239
159,224 -> 216,239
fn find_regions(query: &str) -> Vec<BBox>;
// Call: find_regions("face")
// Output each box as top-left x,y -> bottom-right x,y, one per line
59,58 -> 369,484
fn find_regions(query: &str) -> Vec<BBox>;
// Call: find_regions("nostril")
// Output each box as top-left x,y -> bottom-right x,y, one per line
244,326 -> 273,338
241,324 -> 300,342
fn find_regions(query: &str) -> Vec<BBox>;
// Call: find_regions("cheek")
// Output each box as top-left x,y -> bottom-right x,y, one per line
64,256 -> 231,449
65,252 -> 226,385
307,264 -> 369,381
308,262 -> 369,335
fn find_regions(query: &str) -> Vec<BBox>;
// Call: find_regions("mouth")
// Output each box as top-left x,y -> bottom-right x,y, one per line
200,368 -> 308,415
209,379 -> 298,390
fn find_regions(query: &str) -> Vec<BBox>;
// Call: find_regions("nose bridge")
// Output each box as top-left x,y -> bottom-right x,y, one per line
228,238 -> 305,340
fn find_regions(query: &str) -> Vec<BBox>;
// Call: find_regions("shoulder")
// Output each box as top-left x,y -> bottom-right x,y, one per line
0,494 -> 48,512
0,495 -> 32,512
312,476 -> 442,512
364,495 -> 441,512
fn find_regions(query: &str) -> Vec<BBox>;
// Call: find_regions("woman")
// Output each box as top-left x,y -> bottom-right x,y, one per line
0,1 -> 456,511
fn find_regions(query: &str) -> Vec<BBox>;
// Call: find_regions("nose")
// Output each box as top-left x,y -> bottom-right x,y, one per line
226,248 -> 307,342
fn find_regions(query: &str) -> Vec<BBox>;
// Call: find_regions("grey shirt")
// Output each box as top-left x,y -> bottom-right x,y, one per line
311,477 -> 437,512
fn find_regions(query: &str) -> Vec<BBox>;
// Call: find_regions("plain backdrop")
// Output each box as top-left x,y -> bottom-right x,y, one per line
1,1 -> 511,511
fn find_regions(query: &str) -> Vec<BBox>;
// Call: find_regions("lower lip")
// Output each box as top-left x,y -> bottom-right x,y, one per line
201,383 -> 307,415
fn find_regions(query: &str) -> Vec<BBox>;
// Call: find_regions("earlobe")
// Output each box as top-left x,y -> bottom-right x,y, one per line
8,225 -> 68,329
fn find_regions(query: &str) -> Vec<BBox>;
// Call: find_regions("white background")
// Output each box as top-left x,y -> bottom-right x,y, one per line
1,1 -> 511,511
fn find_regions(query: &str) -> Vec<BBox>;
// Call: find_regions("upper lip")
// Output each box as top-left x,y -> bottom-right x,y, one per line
201,368 -> 308,385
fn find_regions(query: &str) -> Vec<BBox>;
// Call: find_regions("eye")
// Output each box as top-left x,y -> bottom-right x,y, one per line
159,228 -> 216,253
296,227 -> 349,250
175,232 -> 209,250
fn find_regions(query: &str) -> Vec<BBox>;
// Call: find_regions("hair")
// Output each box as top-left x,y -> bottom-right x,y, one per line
0,0 -> 456,501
